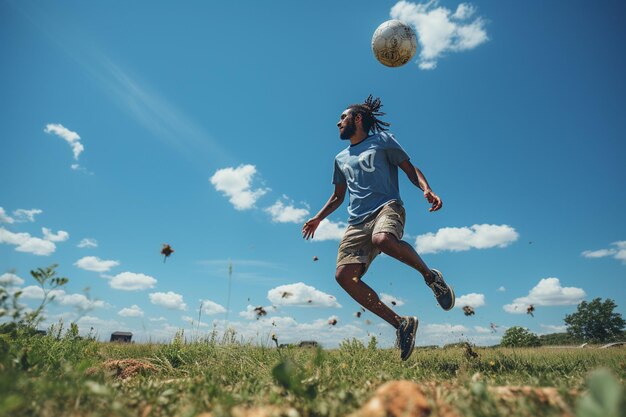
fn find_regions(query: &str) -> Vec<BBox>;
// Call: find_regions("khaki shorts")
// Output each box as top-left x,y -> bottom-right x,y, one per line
336,201 -> 406,273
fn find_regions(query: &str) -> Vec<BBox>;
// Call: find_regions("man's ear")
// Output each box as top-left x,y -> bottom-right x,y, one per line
355,113 -> 362,125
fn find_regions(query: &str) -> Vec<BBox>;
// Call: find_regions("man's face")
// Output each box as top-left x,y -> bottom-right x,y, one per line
337,109 -> 357,140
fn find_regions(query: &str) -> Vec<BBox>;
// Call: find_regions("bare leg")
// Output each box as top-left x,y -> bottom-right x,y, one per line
335,263 -> 402,329
372,232 -> 435,283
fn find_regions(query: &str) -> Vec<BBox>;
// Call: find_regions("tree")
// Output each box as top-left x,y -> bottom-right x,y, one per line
539,332 -> 582,346
564,298 -> 626,343
500,326 -> 540,347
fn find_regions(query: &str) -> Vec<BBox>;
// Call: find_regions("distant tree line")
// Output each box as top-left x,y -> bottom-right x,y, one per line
501,298 -> 626,347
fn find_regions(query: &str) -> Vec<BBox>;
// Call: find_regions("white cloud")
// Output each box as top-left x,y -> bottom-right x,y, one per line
75,256 -> 120,272
210,165 -> 269,210
0,208 -> 14,224
266,316 -> 299,328
582,248 -> 616,258
474,326 -> 491,334
0,273 -> 24,286
13,209 -> 43,223
312,219 -> 348,241
109,272 -> 157,291
149,316 -> 167,322
18,285 -> 47,299
503,278 -> 586,314
423,323 -> 469,335
265,198 -> 310,223
211,315 -> 365,348
239,304 -> 277,320
118,305 -> 144,317
502,304 -> 528,314
380,293 -> 405,307
0,207 -> 43,231
582,241 -> 626,264
18,285 -> 105,311
149,291 -> 187,310
540,324 -> 567,333
77,238 -> 98,248
76,315 -> 122,335
420,323 -> 471,344
453,3 -> 475,20
497,286 -> 506,292
182,315 -> 210,327
69,164 -> 94,175
58,293 -> 106,311
267,282 -> 341,308
455,293 -> 485,308
138,323 -> 183,342
199,299 -> 226,315
44,123 -> 84,160
390,0 -> 489,70
0,227 -> 57,256
42,228 -> 69,242
415,224 -> 518,254
411,322 -> 506,346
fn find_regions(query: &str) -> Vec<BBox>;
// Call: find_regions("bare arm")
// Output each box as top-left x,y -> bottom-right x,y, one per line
399,159 -> 442,212
302,183 -> 347,240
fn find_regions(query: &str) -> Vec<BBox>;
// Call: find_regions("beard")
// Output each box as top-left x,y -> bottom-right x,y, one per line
339,119 -> 356,140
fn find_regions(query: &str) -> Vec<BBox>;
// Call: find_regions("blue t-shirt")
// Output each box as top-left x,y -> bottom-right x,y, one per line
333,131 -> 410,225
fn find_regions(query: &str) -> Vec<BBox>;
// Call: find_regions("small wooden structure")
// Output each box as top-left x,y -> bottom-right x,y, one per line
298,340 -> 319,348
110,331 -> 133,343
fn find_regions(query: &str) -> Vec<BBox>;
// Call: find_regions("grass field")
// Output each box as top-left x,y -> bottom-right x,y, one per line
1,325 -> 625,417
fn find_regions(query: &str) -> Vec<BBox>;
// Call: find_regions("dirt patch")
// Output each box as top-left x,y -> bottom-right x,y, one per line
231,406 -> 300,417
87,359 -> 157,380
194,406 -> 299,417
349,380 -> 574,417
489,386 -> 573,417
349,380 -> 432,417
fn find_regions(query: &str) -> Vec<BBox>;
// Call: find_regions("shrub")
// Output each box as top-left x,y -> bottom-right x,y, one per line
501,326 -> 541,347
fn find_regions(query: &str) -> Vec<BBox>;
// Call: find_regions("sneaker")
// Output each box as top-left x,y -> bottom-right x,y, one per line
427,269 -> 455,311
396,316 -> 418,361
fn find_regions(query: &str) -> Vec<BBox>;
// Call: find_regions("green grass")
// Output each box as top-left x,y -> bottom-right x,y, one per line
1,328 -> 625,417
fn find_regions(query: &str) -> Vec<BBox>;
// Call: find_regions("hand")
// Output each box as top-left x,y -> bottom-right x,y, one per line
424,190 -> 442,212
302,217 -> 322,240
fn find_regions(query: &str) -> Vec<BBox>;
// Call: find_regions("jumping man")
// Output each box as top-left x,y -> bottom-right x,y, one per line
302,95 -> 455,361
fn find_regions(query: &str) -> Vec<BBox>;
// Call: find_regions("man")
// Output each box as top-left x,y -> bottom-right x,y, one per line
301,95 -> 455,361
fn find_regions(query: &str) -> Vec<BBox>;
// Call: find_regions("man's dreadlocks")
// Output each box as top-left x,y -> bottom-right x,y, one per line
347,95 -> 391,134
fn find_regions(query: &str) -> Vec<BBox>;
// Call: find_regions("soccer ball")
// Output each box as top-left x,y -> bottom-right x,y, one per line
371,20 -> 417,68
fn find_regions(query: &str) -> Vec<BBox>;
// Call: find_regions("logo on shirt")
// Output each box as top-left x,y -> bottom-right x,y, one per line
342,164 -> 355,182
342,150 -> 377,182
358,150 -> 377,172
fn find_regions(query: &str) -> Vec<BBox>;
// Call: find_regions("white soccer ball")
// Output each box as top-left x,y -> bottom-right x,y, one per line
371,20 -> 417,68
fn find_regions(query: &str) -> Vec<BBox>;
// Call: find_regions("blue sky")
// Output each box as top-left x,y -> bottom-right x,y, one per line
1,0 -> 625,347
